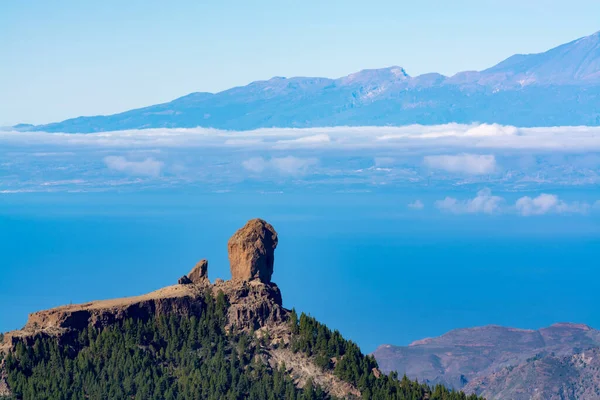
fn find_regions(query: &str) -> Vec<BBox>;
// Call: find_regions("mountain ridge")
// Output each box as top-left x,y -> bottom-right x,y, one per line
373,322 -> 600,399
19,30 -> 600,133
0,219 -> 482,400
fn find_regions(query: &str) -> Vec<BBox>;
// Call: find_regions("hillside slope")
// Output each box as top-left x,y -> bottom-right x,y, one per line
0,219 -> 481,400
465,348 -> 600,400
373,323 -> 600,399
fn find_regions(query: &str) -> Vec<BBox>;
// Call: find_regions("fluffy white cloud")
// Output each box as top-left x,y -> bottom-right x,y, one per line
515,194 -> 590,216
242,156 -> 318,175
435,190 -> 596,216
408,200 -> 424,210
104,156 -> 164,177
241,157 -> 268,173
424,154 -> 497,175
436,188 -> 504,214
270,156 -> 318,174
464,124 -> 519,137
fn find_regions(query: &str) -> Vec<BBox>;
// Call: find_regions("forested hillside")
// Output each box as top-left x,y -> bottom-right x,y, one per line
1,291 -> 482,400
0,219 -> 485,400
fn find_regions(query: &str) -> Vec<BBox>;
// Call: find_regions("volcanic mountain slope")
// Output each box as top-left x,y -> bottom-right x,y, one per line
0,219 -> 481,400
465,347 -> 600,400
22,30 -> 600,132
373,323 -> 600,400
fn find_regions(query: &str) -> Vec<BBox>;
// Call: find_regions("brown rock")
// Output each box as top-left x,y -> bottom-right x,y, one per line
178,275 -> 192,285
188,259 -> 209,284
228,219 -> 278,283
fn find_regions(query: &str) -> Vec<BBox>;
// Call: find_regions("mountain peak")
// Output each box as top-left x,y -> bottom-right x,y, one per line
27,30 -> 600,133
338,66 -> 409,85
548,322 -> 592,330
483,29 -> 600,85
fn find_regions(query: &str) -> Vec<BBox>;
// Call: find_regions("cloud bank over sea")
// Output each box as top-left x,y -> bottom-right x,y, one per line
2,124 -> 600,216
4,123 -> 600,150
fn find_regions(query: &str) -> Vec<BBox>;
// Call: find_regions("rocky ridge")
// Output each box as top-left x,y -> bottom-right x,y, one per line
374,323 -> 600,399
0,218 -> 359,399
24,31 -> 600,132
465,347 -> 600,400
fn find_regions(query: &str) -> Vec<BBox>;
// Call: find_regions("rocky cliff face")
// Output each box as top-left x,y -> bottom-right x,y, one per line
374,323 -> 600,399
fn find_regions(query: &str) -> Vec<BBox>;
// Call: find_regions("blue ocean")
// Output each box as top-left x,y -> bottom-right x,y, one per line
2,190 -> 598,353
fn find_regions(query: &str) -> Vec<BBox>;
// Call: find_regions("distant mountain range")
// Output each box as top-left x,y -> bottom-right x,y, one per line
22,30 -> 600,133
373,323 -> 600,400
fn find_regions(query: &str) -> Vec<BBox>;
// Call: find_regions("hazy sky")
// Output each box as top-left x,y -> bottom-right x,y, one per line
2,0 -> 600,125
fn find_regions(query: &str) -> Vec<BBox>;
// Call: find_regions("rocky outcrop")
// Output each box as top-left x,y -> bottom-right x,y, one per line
0,361 -> 10,398
22,285 -> 207,336
3,220 -> 285,343
0,218 -> 367,400
212,279 -> 285,331
188,259 -> 209,284
178,259 -> 209,285
268,346 -> 361,398
228,219 -> 278,283
11,279 -> 286,343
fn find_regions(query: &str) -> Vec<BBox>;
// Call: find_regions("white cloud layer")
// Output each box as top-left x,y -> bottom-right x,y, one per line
4,123 -> 600,192
436,188 -> 504,214
242,156 -> 318,175
104,156 -> 164,177
4,123 -> 600,151
424,154 -> 496,175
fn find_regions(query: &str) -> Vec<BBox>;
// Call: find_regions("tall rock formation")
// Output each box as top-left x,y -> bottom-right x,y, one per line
228,218 -> 278,283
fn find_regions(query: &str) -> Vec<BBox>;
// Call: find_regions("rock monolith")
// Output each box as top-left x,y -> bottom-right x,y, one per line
228,219 -> 278,283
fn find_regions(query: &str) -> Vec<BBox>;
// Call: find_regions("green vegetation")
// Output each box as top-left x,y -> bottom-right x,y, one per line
4,292 -> 306,400
288,309 -> 483,400
3,296 -> 484,400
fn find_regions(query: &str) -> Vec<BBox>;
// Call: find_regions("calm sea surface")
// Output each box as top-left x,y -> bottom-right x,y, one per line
1,190 -> 598,352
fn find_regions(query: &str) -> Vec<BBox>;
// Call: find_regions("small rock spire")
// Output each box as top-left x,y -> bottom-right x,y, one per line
178,259 -> 209,285
188,259 -> 209,284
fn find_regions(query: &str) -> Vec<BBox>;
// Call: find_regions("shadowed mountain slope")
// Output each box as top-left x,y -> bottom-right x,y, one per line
373,323 -> 600,399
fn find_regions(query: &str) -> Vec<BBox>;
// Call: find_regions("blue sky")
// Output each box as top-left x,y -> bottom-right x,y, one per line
2,0 -> 600,125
